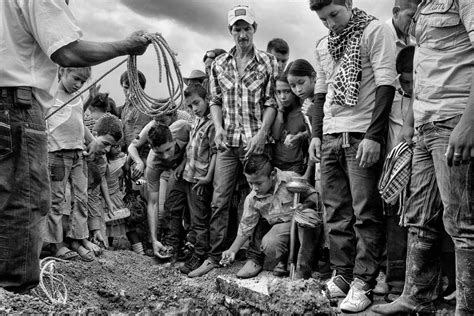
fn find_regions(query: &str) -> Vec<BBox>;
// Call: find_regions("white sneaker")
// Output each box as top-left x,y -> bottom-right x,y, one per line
340,278 -> 373,313
373,271 -> 389,295
326,270 -> 350,298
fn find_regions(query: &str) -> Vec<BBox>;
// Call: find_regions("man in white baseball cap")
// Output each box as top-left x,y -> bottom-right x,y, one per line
227,5 -> 256,27
187,4 -> 279,278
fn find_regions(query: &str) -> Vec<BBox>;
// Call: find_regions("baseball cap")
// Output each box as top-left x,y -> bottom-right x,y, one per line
228,5 -> 256,26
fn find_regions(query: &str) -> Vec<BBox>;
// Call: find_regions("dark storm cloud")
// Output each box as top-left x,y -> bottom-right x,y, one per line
119,0 -> 226,35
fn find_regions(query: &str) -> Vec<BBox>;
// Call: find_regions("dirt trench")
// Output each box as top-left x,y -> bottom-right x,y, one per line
0,250 -> 334,315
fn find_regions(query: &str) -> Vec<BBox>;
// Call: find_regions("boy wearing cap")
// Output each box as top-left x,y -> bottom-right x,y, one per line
189,5 -> 278,277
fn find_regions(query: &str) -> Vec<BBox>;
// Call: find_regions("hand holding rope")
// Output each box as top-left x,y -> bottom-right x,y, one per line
45,32 -> 183,120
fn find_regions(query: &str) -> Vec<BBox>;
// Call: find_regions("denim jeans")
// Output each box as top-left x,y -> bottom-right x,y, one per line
44,150 -> 89,243
320,133 -> 384,287
247,218 -> 291,267
0,89 -> 49,293
404,115 -> 473,312
208,147 -> 246,262
163,175 -> 188,251
184,180 -> 212,258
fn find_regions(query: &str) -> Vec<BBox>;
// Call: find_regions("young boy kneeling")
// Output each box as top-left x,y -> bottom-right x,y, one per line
221,154 -> 321,279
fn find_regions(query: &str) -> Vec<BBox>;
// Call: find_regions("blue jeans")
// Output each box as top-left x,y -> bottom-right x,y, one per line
404,115 -> 473,313
0,88 -> 49,293
320,133 -> 384,287
45,150 -> 89,243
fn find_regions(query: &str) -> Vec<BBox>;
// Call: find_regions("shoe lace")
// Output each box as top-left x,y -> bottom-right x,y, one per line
189,255 -> 200,265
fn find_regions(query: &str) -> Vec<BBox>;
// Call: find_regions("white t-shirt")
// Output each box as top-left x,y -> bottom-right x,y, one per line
0,0 -> 82,109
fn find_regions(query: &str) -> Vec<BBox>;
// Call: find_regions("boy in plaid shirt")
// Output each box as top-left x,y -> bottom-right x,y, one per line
172,84 -> 217,276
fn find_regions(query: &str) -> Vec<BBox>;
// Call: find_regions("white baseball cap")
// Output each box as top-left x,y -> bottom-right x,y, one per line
228,5 -> 256,26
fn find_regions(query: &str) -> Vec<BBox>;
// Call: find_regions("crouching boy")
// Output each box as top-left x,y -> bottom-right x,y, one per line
221,154 -> 321,279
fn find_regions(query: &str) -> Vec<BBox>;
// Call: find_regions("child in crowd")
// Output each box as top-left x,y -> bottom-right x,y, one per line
287,59 -> 331,276
167,84 -> 217,276
286,60 -> 317,124
44,66 -> 98,261
287,59 -> 319,183
128,117 -> 191,258
221,154 -> 321,279
84,93 -> 114,133
272,72 -> 311,175
103,141 -> 145,254
84,113 -> 123,259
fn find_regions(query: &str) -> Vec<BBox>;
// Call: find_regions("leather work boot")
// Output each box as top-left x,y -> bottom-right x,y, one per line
372,231 -> 439,314
236,260 -> 262,279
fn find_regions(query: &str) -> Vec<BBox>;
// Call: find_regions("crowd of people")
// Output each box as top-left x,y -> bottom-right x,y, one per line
0,0 -> 472,315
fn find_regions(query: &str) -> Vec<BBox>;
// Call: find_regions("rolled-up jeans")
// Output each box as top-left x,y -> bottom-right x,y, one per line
45,149 -> 89,243
0,88 -> 49,293
320,133 -> 384,287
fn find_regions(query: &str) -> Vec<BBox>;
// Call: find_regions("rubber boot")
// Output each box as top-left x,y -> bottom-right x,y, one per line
372,231 -> 440,314
295,224 -> 322,280
455,249 -> 474,315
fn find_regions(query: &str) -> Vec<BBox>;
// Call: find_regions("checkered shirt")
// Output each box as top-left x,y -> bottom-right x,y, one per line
183,115 -> 217,183
209,45 -> 278,147
378,142 -> 413,204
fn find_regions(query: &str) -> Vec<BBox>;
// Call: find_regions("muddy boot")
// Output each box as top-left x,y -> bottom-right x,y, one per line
372,231 -> 440,315
295,224 -> 322,280
455,249 -> 474,315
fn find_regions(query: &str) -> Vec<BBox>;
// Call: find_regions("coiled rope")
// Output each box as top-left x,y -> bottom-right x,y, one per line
32,257 -> 69,305
127,32 -> 184,117
45,32 -> 183,120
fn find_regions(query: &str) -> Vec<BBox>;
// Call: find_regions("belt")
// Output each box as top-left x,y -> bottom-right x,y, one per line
0,86 -> 33,107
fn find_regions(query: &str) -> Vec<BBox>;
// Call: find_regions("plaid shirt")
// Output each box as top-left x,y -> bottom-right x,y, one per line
183,114 -> 217,183
237,169 -> 318,238
209,45 -> 278,147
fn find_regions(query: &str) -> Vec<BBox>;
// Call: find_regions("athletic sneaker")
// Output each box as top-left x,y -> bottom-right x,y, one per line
340,278 -> 373,313
326,270 -> 350,298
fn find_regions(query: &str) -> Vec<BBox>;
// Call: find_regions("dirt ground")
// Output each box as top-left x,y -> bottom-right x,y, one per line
0,247 -> 335,315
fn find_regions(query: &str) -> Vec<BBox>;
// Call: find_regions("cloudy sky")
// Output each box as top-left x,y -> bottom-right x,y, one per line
68,0 -> 391,106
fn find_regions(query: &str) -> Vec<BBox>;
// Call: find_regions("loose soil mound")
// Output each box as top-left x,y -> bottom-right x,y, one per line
0,249 -> 342,315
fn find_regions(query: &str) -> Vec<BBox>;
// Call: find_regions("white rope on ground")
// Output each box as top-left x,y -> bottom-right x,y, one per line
127,32 -> 184,117
45,32 -> 184,120
33,257 -> 69,305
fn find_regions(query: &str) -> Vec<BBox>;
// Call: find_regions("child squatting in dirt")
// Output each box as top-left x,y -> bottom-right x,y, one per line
221,153 -> 323,280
